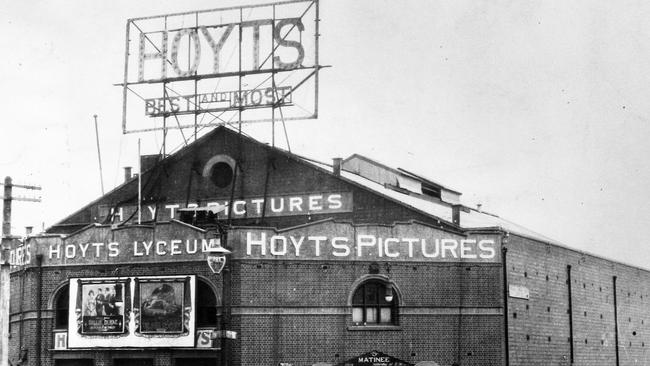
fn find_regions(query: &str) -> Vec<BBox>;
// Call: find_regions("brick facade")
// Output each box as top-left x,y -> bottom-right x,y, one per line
7,127 -> 648,366
506,234 -> 650,365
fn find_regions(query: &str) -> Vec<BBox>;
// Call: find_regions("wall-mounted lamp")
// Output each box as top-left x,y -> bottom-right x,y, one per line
385,282 -> 394,303
206,238 -> 231,274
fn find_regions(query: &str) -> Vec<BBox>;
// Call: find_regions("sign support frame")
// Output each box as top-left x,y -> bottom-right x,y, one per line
119,0 -> 323,135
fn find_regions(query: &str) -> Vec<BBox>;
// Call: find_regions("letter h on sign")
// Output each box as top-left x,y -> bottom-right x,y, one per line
54,332 -> 67,350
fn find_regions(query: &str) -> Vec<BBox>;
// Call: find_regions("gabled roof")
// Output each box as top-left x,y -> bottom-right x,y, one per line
47,125 -> 554,245
47,125 -> 247,232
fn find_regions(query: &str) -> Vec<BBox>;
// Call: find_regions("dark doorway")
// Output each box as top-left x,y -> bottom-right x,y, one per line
113,359 -> 154,366
175,358 -> 218,366
54,360 -> 94,366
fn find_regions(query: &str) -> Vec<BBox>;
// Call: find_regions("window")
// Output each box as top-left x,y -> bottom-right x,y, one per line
351,280 -> 398,325
54,285 -> 69,329
210,162 -> 234,188
202,155 -> 236,188
421,183 -> 441,199
196,279 -> 218,327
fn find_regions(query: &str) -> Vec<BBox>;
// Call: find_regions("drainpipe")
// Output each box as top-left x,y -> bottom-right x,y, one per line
220,233 -> 232,366
613,276 -> 620,366
18,265 -> 25,355
35,254 -> 43,366
567,265 -> 574,364
501,234 -> 509,366
0,249 -> 9,366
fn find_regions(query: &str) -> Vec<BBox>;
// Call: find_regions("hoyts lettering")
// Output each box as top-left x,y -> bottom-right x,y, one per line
246,233 -> 497,261
138,19 -> 305,81
48,239 -> 219,260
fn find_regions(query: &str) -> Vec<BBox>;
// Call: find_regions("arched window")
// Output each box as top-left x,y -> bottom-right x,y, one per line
196,279 -> 218,327
53,285 -> 69,329
351,280 -> 398,325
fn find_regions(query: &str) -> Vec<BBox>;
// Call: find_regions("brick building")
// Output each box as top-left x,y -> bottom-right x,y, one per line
6,126 -> 650,366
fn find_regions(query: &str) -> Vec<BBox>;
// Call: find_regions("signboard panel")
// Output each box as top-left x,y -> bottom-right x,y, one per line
97,192 -> 353,224
230,220 -> 501,263
196,329 -> 214,348
33,221 -> 219,268
138,281 -> 185,334
17,220 -> 499,269
342,351 -> 414,366
53,332 -> 67,350
56,330 -> 218,351
121,0 -> 320,133
4,238 -> 30,270
80,282 -> 125,334
67,275 -> 196,348
509,284 -> 530,300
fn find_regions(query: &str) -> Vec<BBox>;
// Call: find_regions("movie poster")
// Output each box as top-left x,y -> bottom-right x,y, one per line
138,281 -> 184,333
80,282 -> 125,334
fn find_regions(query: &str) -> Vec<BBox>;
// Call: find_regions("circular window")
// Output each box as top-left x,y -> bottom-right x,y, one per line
202,154 -> 237,188
210,162 -> 234,188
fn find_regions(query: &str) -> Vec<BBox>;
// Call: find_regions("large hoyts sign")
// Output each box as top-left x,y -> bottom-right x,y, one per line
121,0 -> 320,133
231,220 -> 500,263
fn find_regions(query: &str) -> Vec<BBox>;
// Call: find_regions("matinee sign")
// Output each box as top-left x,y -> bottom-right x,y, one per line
121,0 -> 320,133
345,350 -> 413,366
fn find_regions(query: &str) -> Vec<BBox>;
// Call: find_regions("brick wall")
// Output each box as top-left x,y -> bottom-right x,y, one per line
9,256 -> 504,366
232,260 -> 503,366
507,234 -> 650,365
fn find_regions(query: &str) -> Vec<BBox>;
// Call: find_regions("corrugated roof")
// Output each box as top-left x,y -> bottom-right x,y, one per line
298,155 -> 563,245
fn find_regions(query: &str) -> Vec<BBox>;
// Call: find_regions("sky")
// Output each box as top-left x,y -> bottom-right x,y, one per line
1,1 -> 650,269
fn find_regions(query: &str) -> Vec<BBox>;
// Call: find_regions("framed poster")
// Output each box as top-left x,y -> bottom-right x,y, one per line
137,279 -> 187,334
68,276 -> 195,348
77,280 -> 127,335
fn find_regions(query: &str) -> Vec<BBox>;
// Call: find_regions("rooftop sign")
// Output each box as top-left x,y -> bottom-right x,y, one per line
121,0 -> 321,133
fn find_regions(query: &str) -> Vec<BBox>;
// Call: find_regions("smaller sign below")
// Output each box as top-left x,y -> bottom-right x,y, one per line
53,332 -> 67,350
345,350 -> 413,366
211,330 -> 238,339
144,86 -> 293,117
196,329 -> 214,348
509,284 -> 530,300
207,255 -> 227,274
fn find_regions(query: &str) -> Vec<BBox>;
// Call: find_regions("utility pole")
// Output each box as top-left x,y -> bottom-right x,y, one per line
94,114 -> 105,195
0,176 -> 41,366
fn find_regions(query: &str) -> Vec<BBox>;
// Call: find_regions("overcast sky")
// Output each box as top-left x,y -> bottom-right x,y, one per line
1,0 -> 650,269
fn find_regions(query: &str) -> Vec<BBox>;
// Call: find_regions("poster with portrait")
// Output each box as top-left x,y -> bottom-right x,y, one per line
138,280 -> 185,334
79,282 -> 125,334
